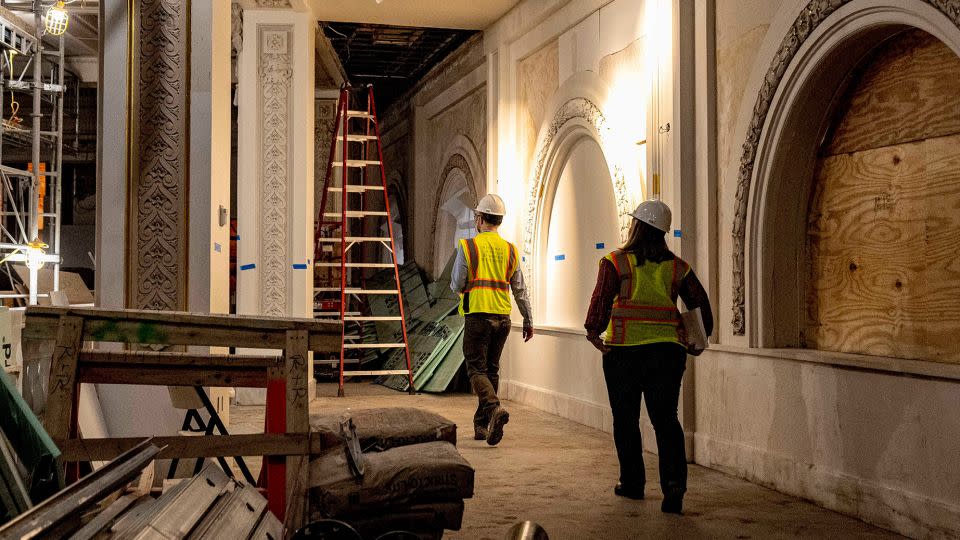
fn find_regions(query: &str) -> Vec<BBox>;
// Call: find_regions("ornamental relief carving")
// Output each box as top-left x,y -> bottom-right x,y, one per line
731,0 -> 960,335
256,0 -> 291,7
131,0 -> 189,311
259,27 -> 293,316
522,97 -> 631,294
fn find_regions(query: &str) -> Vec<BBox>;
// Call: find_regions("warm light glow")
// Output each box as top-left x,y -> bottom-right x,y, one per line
25,240 -> 47,270
45,2 -> 69,36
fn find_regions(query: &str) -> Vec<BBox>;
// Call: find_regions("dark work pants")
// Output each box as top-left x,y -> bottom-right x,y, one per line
602,342 -> 687,495
463,313 -> 511,429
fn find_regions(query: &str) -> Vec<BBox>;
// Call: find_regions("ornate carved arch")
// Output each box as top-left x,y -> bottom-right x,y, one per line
521,97 -> 633,304
731,0 -> 960,337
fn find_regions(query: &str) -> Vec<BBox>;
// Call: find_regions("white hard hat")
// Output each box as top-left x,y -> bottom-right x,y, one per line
630,199 -> 671,233
475,194 -> 506,216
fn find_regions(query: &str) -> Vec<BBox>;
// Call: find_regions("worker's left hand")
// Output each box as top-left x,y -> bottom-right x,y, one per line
523,325 -> 534,342
587,335 -> 610,354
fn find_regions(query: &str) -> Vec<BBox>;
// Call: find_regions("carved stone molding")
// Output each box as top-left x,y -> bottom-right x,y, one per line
731,0 -> 960,335
129,0 -> 189,311
314,99 -> 338,210
256,0 -> 291,7
231,2 -> 242,82
521,97 -> 631,292
259,26 -> 293,316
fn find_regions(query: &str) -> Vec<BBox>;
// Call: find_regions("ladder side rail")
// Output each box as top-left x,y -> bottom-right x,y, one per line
337,87 -> 351,397
314,91 -> 347,260
368,86 -> 415,393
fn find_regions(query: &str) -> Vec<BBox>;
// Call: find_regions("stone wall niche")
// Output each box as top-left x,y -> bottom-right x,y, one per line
733,1 -> 960,348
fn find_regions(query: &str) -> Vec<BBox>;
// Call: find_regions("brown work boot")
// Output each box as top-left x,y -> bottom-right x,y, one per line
474,425 -> 487,440
486,406 -> 509,446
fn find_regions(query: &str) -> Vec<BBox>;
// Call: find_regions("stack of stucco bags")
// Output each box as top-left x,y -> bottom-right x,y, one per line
308,408 -> 473,539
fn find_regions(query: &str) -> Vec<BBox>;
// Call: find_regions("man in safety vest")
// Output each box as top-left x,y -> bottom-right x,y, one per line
451,194 -> 534,446
584,199 -> 713,514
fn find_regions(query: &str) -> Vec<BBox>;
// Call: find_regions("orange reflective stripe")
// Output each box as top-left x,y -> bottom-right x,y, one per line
465,237 -> 479,280
611,305 -> 680,323
614,252 -> 633,298
464,279 -> 510,292
507,244 -> 518,278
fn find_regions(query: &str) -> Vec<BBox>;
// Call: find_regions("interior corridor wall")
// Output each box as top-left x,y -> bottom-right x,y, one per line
698,1 -> 960,536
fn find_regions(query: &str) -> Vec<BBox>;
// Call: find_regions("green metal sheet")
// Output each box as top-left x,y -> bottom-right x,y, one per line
0,370 -> 62,522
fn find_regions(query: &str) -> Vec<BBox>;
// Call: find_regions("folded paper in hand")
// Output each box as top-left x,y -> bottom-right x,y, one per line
681,307 -> 708,352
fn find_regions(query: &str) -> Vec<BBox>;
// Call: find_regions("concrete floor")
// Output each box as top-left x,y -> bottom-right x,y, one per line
231,383 -> 901,540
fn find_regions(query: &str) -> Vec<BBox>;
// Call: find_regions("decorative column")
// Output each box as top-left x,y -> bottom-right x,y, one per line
128,0 -> 190,311
96,0 -> 233,436
236,5 -> 315,402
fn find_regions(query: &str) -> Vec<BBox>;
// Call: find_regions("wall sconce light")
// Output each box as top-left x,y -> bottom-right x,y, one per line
45,1 -> 69,36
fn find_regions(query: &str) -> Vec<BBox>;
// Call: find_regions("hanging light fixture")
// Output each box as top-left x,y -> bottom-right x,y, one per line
45,1 -> 69,36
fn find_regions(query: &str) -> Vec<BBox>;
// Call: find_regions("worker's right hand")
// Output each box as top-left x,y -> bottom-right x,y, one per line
522,325 -> 534,342
587,335 -> 610,355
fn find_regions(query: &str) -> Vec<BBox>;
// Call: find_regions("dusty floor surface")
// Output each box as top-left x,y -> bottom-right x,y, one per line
231,383 -> 901,540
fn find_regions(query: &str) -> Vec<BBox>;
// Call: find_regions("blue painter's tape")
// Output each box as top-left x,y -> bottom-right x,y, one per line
292,263 -> 308,270
522,256 -> 526,262
673,229 -> 682,238
234,235 -> 240,240
240,263 -> 256,271
554,254 -> 566,261
214,242 -> 222,253
595,242 -> 605,249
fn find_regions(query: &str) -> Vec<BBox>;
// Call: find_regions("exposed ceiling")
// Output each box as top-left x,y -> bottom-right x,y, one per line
321,22 -> 476,112
0,0 -> 99,58
310,0 -> 520,30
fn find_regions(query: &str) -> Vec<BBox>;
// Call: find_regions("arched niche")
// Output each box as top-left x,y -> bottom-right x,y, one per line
731,0 -> 960,346
523,72 -> 641,311
541,138 -> 620,327
430,135 -> 484,276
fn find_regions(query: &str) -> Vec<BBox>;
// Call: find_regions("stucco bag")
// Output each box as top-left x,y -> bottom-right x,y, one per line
309,441 -> 474,518
310,407 -> 457,452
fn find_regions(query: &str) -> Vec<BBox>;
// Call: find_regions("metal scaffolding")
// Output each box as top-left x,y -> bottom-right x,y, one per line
0,2 -> 68,305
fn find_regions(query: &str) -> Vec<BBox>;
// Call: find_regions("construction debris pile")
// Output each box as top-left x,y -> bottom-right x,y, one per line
359,255 -> 468,393
309,407 -> 473,538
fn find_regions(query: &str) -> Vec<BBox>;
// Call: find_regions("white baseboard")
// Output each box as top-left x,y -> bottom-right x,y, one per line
695,433 -> 960,539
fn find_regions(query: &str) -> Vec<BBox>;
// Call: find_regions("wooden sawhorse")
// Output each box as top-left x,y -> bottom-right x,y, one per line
24,306 -> 341,530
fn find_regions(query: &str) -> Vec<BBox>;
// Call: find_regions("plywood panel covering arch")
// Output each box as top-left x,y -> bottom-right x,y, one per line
808,29 -> 960,364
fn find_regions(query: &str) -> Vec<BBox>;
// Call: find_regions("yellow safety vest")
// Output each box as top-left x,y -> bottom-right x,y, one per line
602,250 -> 690,347
458,232 -> 519,316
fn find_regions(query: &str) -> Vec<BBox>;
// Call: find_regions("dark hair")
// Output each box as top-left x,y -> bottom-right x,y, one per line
620,219 -> 673,263
479,212 -> 503,226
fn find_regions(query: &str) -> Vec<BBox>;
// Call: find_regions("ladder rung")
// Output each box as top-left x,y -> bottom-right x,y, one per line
323,211 -> 390,218
341,134 -> 378,142
343,370 -> 410,376
317,236 -> 392,243
346,110 -> 375,119
344,343 -> 407,349
316,287 -> 399,295
315,262 -> 394,268
328,186 -> 385,192
332,160 -> 381,168
314,311 -> 362,316
345,316 -> 403,321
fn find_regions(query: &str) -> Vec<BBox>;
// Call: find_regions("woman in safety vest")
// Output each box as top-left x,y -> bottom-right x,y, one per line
583,199 -> 713,514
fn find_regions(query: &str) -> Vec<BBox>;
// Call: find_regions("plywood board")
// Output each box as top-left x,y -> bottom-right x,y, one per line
827,30 -> 960,156
808,136 -> 960,364
10,266 -> 95,305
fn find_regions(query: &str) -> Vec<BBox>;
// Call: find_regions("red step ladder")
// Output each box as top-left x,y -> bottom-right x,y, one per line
314,85 -> 414,397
